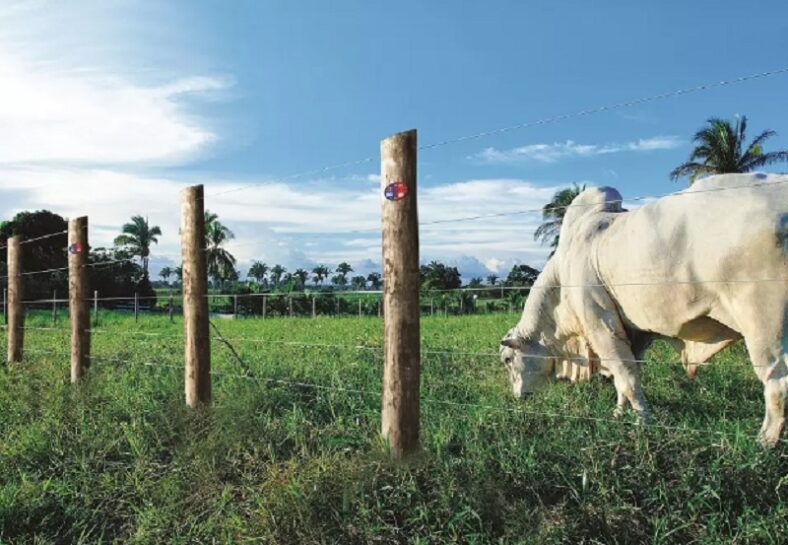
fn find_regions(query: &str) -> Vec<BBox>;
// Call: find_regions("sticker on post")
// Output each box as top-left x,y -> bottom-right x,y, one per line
68,242 -> 83,255
384,181 -> 409,201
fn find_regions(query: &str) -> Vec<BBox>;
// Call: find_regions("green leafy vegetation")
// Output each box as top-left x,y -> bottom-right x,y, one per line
1,312 -> 785,544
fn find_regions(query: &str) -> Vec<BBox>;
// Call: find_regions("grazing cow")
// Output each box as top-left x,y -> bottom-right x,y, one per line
500,173 -> 788,446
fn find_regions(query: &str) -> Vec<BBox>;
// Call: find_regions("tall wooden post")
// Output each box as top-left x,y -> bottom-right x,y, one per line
380,129 -> 420,459
7,236 -> 24,363
69,217 -> 90,381
182,185 -> 211,407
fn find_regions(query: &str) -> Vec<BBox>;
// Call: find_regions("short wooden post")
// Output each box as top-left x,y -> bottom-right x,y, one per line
93,290 -> 98,326
262,295 -> 267,319
69,217 -> 90,381
380,129 -> 420,458
182,185 -> 211,407
459,297 -> 464,315
358,298 -> 362,317
288,296 -> 293,317
377,298 -> 381,317
7,236 -> 24,363
335,297 -> 340,316
52,290 -> 57,324
134,292 -> 139,322
430,299 -> 434,316
169,293 -> 174,322
312,295 -> 316,318
233,294 -> 238,319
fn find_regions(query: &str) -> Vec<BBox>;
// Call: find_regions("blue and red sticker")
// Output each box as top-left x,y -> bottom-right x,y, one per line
68,242 -> 83,255
384,181 -> 409,201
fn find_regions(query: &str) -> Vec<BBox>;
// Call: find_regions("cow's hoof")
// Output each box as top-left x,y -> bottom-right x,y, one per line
757,430 -> 780,448
612,406 -> 626,419
635,411 -> 651,426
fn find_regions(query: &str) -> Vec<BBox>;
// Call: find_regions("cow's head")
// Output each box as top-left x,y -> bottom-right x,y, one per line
499,329 -> 554,397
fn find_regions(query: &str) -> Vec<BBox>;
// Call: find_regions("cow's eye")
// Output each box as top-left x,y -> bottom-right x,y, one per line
504,357 -> 512,365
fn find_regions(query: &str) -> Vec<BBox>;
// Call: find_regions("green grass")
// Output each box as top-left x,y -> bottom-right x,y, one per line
0,312 -> 786,544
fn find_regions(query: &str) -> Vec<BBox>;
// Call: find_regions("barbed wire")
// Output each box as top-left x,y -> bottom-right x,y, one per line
0,256 -> 140,281
201,66 -> 788,201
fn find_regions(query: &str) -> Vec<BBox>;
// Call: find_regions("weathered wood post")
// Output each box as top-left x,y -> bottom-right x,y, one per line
7,236 -> 24,363
182,185 -> 211,407
233,294 -> 238,319
52,290 -> 57,324
380,129 -> 420,459
169,292 -> 174,323
69,217 -> 90,381
134,292 -> 139,322
262,295 -> 267,319
288,296 -> 293,317
93,290 -> 98,326
358,298 -> 362,317
312,295 -> 316,318
459,296 -> 464,315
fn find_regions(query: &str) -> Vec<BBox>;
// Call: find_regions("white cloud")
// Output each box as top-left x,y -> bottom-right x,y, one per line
469,136 -> 683,164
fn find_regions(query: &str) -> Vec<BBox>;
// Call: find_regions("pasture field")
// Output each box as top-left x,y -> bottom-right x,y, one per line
0,312 -> 786,544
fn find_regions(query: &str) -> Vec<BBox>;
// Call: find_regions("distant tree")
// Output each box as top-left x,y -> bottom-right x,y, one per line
270,264 -> 286,287
204,211 -> 236,287
366,272 -> 382,290
534,184 -> 585,257
468,277 -> 484,288
294,268 -> 309,288
505,264 -> 541,287
159,266 -> 173,285
174,266 -> 183,283
113,215 -> 162,279
331,273 -> 347,287
351,275 -> 367,290
312,265 -> 331,286
420,261 -> 461,291
486,274 -> 498,286
671,116 -> 788,183
248,261 -> 269,287
336,262 -> 353,281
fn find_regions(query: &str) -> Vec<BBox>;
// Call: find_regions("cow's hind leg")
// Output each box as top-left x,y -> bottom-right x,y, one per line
747,340 -> 788,447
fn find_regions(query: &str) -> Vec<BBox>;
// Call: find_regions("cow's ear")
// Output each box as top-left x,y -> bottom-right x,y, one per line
500,336 -> 524,351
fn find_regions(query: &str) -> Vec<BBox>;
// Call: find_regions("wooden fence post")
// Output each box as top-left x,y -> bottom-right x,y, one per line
169,292 -> 174,323
2,288 -> 6,325
52,290 -> 57,324
182,185 -> 211,407
380,129 -> 420,459
233,294 -> 238,319
134,292 -> 139,322
69,217 -> 89,381
7,236 -> 24,363
358,298 -> 362,317
312,295 -> 316,318
93,290 -> 98,326
288,296 -> 293,317
262,295 -> 267,319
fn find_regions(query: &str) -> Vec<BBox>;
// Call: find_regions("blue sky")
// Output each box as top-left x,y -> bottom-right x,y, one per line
1,0 -> 787,281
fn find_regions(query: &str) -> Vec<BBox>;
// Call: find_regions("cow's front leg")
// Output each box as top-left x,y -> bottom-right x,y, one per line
590,335 -> 650,422
613,391 -> 631,418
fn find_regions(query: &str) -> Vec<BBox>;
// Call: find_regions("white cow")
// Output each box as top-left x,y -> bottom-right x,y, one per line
500,173 -> 788,446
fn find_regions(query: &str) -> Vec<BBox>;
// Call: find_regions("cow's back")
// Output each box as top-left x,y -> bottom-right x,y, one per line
590,174 -> 788,337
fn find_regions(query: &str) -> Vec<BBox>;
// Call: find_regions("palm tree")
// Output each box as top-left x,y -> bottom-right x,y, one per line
366,272 -> 382,290
486,274 -> 498,286
159,266 -> 173,285
204,210 -> 236,288
294,268 -> 309,288
270,264 -> 286,287
671,116 -> 788,183
113,215 -> 162,278
534,183 -> 585,257
336,262 -> 353,282
248,261 -> 269,287
312,265 -> 331,286
331,273 -> 347,287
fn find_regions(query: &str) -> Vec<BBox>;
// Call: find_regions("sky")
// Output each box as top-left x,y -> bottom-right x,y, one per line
1,0 -> 787,282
